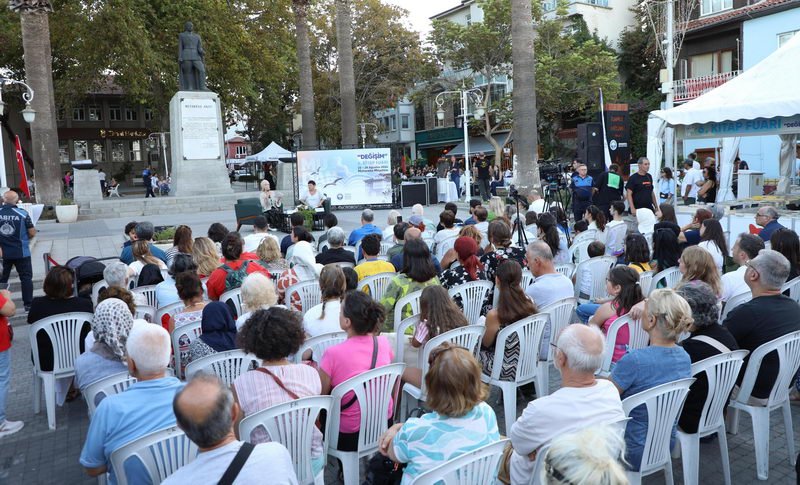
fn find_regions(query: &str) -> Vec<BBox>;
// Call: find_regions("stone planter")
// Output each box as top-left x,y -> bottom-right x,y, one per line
55,204 -> 79,223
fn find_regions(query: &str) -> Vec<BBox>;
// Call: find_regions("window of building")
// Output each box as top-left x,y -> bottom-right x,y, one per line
465,14 -> 472,26
74,140 -> 89,159
73,107 -> 86,121
689,50 -> 732,77
57,108 -> 65,121
235,145 -> 248,157
110,106 -> 122,121
700,0 -> 732,16
389,116 -> 397,131
88,106 -> 102,121
125,107 -> 138,121
129,140 -> 142,161
59,140 -> 69,164
111,141 -> 125,162
90,141 -> 105,162
401,114 -> 410,130
778,30 -> 800,48
149,150 -> 160,163
144,108 -> 154,121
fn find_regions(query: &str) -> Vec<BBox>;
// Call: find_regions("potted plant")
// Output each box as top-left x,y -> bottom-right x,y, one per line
55,198 -> 79,223
296,205 -> 315,231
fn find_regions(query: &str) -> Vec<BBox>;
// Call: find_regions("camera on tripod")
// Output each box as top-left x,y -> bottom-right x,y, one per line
538,159 -> 567,188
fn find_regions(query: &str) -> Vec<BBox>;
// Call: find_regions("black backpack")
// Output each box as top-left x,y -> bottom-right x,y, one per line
221,261 -> 250,291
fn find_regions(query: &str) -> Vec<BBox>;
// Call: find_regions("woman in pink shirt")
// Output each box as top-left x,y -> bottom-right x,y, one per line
319,290 -> 394,451
589,266 -> 644,364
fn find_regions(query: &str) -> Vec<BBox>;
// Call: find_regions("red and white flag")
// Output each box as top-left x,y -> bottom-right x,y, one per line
14,135 -> 30,198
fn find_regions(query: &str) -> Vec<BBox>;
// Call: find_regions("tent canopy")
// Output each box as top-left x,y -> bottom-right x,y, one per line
247,141 -> 292,162
651,33 -> 800,127
448,133 -> 511,157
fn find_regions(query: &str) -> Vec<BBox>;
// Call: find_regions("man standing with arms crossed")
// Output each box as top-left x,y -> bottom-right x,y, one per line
0,191 -> 35,312
475,152 -> 492,202
626,157 -> 659,216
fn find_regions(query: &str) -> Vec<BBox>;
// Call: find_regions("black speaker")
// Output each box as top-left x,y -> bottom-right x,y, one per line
577,122 -> 605,174
426,178 -> 438,205
401,183 -> 427,208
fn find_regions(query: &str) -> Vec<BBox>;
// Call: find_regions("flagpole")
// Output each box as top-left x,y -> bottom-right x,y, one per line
599,88 -> 613,169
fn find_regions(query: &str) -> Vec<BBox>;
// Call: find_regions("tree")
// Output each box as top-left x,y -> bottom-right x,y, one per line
334,0 -> 357,148
8,0 -> 61,205
293,0 -> 318,149
510,0 -> 540,194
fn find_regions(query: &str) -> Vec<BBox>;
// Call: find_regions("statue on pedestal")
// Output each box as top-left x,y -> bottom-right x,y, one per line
178,21 -> 207,91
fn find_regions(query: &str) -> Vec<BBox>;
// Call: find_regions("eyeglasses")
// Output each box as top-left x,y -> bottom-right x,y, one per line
545,461 -> 574,485
549,342 -> 562,354
745,261 -> 760,277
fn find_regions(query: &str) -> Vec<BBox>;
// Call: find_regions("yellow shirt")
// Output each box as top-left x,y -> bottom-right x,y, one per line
356,259 -> 396,281
628,262 -> 651,273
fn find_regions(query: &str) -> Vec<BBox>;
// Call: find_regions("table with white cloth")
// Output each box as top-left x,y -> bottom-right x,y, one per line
437,178 -> 459,203
19,203 -> 44,226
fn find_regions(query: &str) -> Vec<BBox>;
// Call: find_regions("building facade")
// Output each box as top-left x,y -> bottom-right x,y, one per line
374,97 -> 416,165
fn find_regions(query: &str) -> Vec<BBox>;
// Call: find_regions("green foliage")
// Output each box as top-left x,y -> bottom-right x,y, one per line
58,197 -> 74,205
154,226 -> 176,242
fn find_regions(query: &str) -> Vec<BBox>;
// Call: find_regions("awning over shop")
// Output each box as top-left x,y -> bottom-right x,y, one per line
448,133 -> 512,157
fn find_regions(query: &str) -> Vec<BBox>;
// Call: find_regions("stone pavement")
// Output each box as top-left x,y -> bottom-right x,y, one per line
2,202 -> 799,483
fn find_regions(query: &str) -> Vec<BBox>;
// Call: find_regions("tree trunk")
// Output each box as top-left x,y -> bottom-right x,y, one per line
335,0 -> 357,148
510,0 -> 540,195
19,10 -> 61,205
293,0 -> 318,150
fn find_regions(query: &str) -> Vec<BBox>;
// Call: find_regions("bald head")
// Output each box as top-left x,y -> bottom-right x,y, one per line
404,227 -> 422,241
173,374 -> 235,449
3,191 -> 19,205
555,324 -> 604,374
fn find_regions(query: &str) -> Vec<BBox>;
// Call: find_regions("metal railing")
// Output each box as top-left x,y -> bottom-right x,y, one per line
674,70 -> 741,103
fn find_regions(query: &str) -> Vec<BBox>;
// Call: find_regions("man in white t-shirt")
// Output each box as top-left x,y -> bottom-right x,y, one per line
681,159 -> 702,205
508,324 -> 625,484
165,374 -> 298,485
525,241 -> 573,307
721,233 -> 764,302
242,216 -> 278,254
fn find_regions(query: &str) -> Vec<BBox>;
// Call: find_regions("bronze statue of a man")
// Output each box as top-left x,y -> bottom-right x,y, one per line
178,21 -> 207,91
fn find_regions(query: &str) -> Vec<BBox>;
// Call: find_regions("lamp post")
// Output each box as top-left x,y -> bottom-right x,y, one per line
147,132 -> 169,178
0,77 -> 36,189
435,87 -> 484,202
357,122 -> 379,149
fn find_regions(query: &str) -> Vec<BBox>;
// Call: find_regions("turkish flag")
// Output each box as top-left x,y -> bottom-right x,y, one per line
14,136 -> 30,198
401,154 -> 406,173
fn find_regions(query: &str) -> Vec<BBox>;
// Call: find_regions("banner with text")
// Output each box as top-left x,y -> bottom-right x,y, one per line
682,115 -> 800,139
297,148 -> 392,206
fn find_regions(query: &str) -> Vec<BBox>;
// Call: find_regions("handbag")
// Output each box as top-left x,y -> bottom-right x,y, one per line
363,454 -> 405,485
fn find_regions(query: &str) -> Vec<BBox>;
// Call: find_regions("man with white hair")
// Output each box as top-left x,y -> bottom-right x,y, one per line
0,190 -> 36,311
755,206 -> 785,242
507,324 -> 625,484
80,323 -> 183,483
102,262 -> 147,307
724,249 -> 800,402
164,374 -> 297,484
347,208 -> 382,247
525,241 -> 573,308
411,203 -> 435,229
383,210 -> 401,241
315,227 -> 355,265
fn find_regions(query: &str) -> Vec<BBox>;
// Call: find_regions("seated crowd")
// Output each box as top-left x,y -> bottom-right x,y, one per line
7,195 -> 800,485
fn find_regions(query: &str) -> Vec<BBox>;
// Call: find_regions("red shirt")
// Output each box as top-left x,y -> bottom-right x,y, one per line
206,259 -> 271,301
0,292 -> 10,352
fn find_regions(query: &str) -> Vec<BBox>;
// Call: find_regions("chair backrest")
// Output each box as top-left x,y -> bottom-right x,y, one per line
156,301 -> 186,327
733,330 -> 800,407
238,396 -> 333,485
84,371 -> 137,417
131,285 -> 158,308
649,267 -> 682,294
782,276 -> 800,303
621,378 -> 695,475
172,321 -> 202,380
293,330 -> 347,364
408,439 -> 509,485
573,256 -> 616,301
539,298 -> 578,363
419,326 -> 485,398
333,261 -> 355,269
435,236 -> 458,261
342,245 -> 358,261
554,263 -> 576,280
357,272 -> 396,302
720,290 -> 752,322
598,314 -> 648,376
394,289 -> 423,330
380,241 -> 393,257
284,280 -> 322,312
571,229 -> 597,246
185,349 -> 260,386
520,269 -> 534,291
395,314 -> 420,365
318,240 -> 330,253
568,240 -> 592,264
91,280 -> 109,307
488,313 -> 549,383
354,240 -> 363,262
638,271 -> 654,297
690,350 -> 749,434
110,425 -> 199,485
448,281 -> 493,325
29,312 -> 94,375
219,288 -> 243,318
327,363 -> 405,456
135,305 -> 156,323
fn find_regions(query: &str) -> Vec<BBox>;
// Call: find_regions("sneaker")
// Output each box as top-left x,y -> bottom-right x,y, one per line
0,420 -> 23,438
23,305 -> 31,313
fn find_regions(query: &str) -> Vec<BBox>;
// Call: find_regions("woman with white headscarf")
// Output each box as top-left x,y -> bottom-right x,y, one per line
74,298 -> 136,392
276,240 -> 323,312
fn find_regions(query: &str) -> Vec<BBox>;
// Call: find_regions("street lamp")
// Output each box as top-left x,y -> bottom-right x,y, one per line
435,86 -> 484,201
0,76 -> 36,188
357,122 -> 379,149
147,132 -> 170,178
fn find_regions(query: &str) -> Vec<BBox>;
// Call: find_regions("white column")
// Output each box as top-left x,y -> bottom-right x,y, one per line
463,90 -> 471,202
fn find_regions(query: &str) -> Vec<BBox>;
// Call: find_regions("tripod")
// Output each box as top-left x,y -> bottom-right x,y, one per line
543,181 -> 572,246
509,187 -> 528,248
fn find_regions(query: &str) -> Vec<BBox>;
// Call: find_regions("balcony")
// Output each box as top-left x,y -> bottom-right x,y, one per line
674,71 -> 741,103
543,0 -> 608,11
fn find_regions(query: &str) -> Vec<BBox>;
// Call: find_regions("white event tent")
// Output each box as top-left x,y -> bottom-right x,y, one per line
647,33 -> 800,202
247,141 -> 292,162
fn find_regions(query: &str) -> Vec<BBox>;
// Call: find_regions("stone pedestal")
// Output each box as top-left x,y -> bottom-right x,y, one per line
169,91 -> 232,196
73,169 -> 103,204
276,161 -> 295,204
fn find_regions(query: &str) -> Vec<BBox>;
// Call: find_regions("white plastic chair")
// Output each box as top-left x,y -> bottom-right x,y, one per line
648,267 -> 682,294
239,396 -> 333,485
727,330 -> 800,480
448,280 -> 493,325
720,290 -> 752,322
134,305 -> 156,323
638,271 -> 654,297
285,280 -> 322,312
83,371 -> 137,417
408,438 -> 509,485
185,349 -> 260,386
342,245 -> 358,261
480,314 -> 549,435
131,285 -> 158,308
333,261 -> 355,269
30,311 -> 94,430
219,287 -> 243,318
357,272 -> 395,302
91,280 -> 109,307
155,301 -> 186,327
403,326 -> 485,419
434,235 -> 458,261
520,269 -> 534,290
109,184 -> 121,198
379,241 -> 393,257
538,297 -> 577,363
293,330 -> 347,364
782,276 -> 800,303
573,256 -> 616,303
393,289 -> 423,331
571,229 -> 597,246
567,240 -> 592,264
171,320 -> 202,380
676,350 -> 748,485
318,240 -> 330,253
327,363 -> 405,485
597,314 -> 649,378
554,263 -> 575,280
109,425 -> 199,485
394,314 -> 420,365
621,378 -> 696,485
